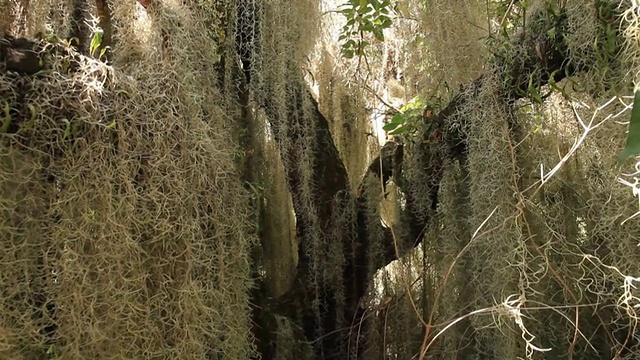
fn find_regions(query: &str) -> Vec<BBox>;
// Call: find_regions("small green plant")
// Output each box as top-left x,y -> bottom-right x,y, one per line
47,344 -> 62,360
620,90 -> 640,162
89,27 -> 109,60
338,0 -> 394,59
382,96 -> 439,137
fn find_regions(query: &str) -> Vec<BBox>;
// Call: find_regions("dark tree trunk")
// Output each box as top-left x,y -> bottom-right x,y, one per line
69,0 -> 91,54
237,6 -> 585,360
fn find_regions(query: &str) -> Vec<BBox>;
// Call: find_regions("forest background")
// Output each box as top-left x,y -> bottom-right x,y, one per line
2,0 -> 640,359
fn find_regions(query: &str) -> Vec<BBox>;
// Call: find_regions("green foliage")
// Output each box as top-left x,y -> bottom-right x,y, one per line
620,91 -> 640,162
493,0 -> 526,32
89,28 -> 109,60
338,0 -> 394,59
382,96 -> 439,137
47,344 -> 62,360
491,1 -> 573,105
592,0 -> 622,92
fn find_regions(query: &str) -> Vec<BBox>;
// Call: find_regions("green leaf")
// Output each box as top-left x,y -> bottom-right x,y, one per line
383,122 -> 399,131
342,49 -> 355,58
27,104 -> 37,122
620,90 -> 640,162
389,126 -> 409,135
361,23 -> 375,32
62,118 -> 71,140
344,39 -> 356,48
379,16 -> 392,28
529,86 -> 543,104
400,98 -> 423,112
373,29 -> 385,41
390,113 -> 405,124
547,27 -> 556,40
547,69 -> 567,97
405,108 -> 423,117
89,28 -> 103,57
340,7 -> 354,16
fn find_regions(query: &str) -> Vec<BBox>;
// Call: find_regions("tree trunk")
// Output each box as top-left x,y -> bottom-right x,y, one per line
239,6 -> 584,360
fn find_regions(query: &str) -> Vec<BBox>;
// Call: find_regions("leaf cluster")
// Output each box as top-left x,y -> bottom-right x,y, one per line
338,0 -> 394,59
382,96 -> 440,138
89,28 -> 108,60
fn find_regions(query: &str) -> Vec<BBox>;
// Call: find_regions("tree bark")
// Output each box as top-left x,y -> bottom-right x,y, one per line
0,34 -> 42,75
